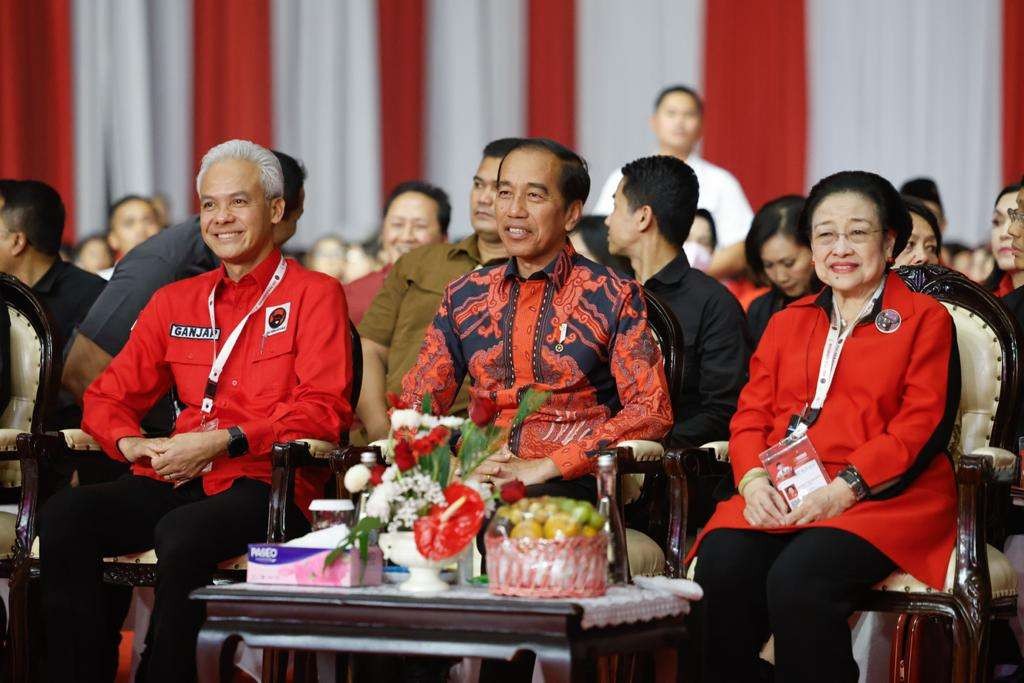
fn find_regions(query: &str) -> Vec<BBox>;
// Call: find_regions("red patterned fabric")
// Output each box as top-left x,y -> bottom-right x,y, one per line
401,242 -> 672,479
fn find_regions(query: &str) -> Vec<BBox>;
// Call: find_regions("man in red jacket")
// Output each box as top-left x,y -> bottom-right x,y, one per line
37,139 -> 353,683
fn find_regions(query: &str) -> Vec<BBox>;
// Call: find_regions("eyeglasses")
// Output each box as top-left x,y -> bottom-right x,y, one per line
1009,208 -> 1024,226
810,228 -> 882,247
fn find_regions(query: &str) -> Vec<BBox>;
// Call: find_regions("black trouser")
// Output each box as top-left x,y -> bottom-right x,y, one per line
38,474 -> 308,683
693,527 -> 896,683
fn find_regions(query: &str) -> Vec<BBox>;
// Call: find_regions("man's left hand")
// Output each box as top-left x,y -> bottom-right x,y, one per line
150,430 -> 230,482
486,455 -> 561,488
782,478 -> 857,526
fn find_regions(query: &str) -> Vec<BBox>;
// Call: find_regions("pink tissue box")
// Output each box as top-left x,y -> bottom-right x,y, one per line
246,544 -> 383,587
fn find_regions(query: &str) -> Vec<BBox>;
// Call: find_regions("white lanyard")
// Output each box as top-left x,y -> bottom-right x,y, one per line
200,257 -> 288,416
791,280 -> 884,438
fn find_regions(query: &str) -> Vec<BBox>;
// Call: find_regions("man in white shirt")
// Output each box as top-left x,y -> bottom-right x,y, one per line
592,85 -> 753,278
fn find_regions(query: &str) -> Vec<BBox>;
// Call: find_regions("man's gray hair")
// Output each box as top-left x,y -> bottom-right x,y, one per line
196,139 -> 284,200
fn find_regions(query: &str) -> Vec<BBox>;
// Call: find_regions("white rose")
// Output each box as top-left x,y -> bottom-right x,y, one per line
439,416 -> 465,429
343,464 -> 371,493
390,409 -> 422,431
365,482 -> 397,520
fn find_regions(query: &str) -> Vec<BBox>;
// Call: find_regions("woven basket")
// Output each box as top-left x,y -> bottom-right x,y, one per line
485,533 -> 607,598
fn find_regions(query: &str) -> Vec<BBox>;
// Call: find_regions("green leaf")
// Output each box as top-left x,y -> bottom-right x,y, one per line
512,388 -> 550,426
421,392 -> 433,415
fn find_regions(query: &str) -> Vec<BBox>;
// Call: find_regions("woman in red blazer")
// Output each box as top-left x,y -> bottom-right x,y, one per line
691,171 -> 959,683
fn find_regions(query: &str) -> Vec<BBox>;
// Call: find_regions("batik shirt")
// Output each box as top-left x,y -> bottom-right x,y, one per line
402,242 -> 672,478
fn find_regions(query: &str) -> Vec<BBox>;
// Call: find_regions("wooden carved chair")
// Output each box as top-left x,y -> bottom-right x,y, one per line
9,321 -> 364,681
0,274 -> 62,676
689,265 -> 1022,682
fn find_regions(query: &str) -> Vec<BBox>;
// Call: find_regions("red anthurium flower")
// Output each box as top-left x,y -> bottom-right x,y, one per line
369,464 -> 386,486
393,440 -> 415,471
468,396 -> 498,427
414,483 -> 486,561
499,479 -> 527,504
386,392 -> 408,410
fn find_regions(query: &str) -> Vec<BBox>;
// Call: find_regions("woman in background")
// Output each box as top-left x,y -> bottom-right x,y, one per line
983,184 -> 1024,295
745,196 -> 819,344
894,196 -> 942,267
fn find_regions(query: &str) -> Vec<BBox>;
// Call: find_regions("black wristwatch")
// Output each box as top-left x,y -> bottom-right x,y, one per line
837,466 -> 869,501
227,426 -> 249,458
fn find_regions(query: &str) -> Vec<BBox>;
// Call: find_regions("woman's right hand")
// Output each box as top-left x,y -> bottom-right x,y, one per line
741,477 -> 789,528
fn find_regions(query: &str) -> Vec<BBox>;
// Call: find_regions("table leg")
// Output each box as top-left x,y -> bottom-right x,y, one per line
535,647 -> 578,683
196,629 -> 240,683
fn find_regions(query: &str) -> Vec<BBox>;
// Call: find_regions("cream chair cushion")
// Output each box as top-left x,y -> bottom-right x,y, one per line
0,509 -> 16,560
0,306 -> 44,488
626,527 -> 666,577
875,544 -> 1017,598
617,440 -> 663,505
297,439 -> 337,458
943,303 -> 1002,458
61,428 -> 102,451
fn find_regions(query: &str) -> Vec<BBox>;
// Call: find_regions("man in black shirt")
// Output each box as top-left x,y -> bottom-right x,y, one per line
0,180 -> 106,430
605,155 -> 751,523
63,150 -> 307,434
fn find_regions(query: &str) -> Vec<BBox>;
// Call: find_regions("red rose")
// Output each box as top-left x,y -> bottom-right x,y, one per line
500,479 -> 527,504
394,441 -> 415,471
427,426 -> 449,446
468,396 -> 498,427
386,392 -> 409,410
369,464 -> 386,486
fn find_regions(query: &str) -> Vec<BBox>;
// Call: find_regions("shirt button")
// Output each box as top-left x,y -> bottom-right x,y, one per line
231,379 -> 238,386
187,352 -> 194,360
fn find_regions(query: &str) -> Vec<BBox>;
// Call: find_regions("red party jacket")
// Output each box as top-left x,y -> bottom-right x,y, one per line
82,249 -> 353,516
690,272 -> 958,589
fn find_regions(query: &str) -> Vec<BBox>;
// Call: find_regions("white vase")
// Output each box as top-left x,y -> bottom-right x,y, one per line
378,531 -> 453,593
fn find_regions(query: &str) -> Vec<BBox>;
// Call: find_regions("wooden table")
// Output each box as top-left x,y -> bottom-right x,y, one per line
191,583 -> 688,682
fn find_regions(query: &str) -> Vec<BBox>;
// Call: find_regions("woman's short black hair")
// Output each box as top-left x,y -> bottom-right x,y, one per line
799,171 -> 912,258
997,183 -> 1023,206
744,195 -> 805,279
902,195 -> 943,254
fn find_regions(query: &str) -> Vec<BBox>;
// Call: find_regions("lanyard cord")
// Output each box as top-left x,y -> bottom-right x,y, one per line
200,257 -> 288,416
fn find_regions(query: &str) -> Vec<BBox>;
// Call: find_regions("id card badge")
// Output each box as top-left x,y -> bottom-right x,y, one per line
758,433 -> 830,510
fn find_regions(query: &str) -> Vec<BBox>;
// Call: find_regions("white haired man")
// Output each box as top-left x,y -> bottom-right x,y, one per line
37,140 -> 353,682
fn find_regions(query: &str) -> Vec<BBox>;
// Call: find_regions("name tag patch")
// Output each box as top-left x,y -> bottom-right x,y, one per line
169,324 -> 220,340
264,302 -> 291,336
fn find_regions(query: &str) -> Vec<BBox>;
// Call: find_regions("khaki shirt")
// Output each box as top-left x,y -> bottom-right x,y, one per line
357,234 -> 497,414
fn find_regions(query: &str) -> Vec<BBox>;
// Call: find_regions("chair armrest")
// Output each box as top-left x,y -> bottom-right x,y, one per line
950,453 -> 995,606
369,439 -> 392,463
0,428 -> 28,455
701,441 -> 730,463
968,446 -> 1018,484
59,428 -> 103,452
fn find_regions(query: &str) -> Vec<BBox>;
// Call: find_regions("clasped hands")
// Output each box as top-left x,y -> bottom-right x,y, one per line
467,444 -> 560,488
741,474 -> 857,528
117,430 -> 230,483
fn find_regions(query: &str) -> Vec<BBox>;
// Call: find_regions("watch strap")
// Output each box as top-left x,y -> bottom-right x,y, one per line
837,466 -> 869,501
227,425 -> 249,458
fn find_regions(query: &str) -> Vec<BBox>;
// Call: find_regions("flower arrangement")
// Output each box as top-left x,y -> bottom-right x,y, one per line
327,389 -> 548,565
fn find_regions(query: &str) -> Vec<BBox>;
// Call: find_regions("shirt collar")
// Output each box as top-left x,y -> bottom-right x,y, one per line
806,270 -> 912,325
219,247 -> 283,289
451,234 -> 483,264
648,251 -> 691,286
32,258 -> 64,294
502,240 -> 576,289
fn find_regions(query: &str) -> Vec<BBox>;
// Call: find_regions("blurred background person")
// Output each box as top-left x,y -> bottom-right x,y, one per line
593,85 -> 753,279
149,193 -> 171,229
569,215 -> 630,274
341,241 -> 379,284
943,241 -> 972,275
103,194 -> 162,278
744,195 -> 818,345
900,177 -> 948,234
894,196 -> 943,267
73,234 -> 115,275
343,181 -> 449,324
303,234 -> 348,281
684,208 -> 716,272
984,183 -> 1024,295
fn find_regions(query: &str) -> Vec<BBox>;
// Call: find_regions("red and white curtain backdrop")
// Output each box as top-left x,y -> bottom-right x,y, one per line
0,0 -> 1021,249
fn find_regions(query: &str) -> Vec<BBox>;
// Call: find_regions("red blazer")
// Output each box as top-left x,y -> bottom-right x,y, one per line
690,271 -> 958,589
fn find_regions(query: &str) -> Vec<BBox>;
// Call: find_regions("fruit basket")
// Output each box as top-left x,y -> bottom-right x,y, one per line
484,496 -> 608,598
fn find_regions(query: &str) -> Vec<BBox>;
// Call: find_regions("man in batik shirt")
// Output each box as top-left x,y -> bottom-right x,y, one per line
402,138 -> 672,499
